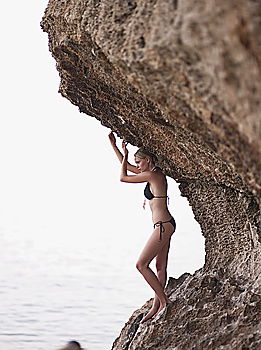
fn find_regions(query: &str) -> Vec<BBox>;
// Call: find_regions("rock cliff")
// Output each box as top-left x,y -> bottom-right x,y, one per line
41,1 -> 261,349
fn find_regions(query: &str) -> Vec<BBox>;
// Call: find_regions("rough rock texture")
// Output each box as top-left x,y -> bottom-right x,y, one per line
41,1 -> 261,349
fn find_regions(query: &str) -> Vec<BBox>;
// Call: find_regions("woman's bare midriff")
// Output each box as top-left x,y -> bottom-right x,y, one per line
149,198 -> 173,223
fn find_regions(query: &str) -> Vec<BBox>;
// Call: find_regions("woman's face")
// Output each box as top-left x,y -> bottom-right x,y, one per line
135,156 -> 150,172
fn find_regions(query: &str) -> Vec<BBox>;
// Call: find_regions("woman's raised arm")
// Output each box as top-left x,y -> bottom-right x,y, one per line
120,141 -> 152,183
108,132 -> 140,174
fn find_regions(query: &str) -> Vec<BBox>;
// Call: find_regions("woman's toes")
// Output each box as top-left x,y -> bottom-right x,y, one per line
140,306 -> 159,323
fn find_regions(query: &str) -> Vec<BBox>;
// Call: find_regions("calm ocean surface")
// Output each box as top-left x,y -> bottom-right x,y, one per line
0,227 -> 151,350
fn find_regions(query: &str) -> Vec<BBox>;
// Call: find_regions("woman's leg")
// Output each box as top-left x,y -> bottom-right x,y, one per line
156,237 -> 171,288
136,223 -> 173,320
141,238 -> 171,322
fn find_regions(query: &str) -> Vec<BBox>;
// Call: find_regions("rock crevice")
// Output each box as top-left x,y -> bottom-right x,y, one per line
41,1 -> 260,349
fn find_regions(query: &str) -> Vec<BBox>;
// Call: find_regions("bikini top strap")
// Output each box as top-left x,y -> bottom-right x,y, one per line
154,195 -> 169,204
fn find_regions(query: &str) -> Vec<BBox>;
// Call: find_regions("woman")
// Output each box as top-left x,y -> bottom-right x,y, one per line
109,132 -> 176,322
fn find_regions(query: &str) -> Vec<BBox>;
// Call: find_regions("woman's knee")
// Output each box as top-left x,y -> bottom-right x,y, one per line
136,260 -> 148,272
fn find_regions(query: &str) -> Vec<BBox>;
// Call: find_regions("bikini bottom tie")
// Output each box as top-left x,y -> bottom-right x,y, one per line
154,217 -> 176,240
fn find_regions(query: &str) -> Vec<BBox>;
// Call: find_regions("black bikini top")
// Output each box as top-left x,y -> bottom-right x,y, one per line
144,182 -> 168,200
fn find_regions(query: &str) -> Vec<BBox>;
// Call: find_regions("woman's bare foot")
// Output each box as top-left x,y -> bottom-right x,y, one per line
141,299 -> 160,323
152,298 -> 172,319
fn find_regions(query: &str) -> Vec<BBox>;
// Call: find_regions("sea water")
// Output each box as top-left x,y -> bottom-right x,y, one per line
0,227 -> 150,350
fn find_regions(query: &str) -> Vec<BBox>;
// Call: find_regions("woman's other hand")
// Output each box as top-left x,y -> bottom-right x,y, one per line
122,141 -> 129,157
109,131 -> 116,146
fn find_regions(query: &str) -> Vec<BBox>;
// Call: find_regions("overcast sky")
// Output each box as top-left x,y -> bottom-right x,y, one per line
0,1 -> 205,278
